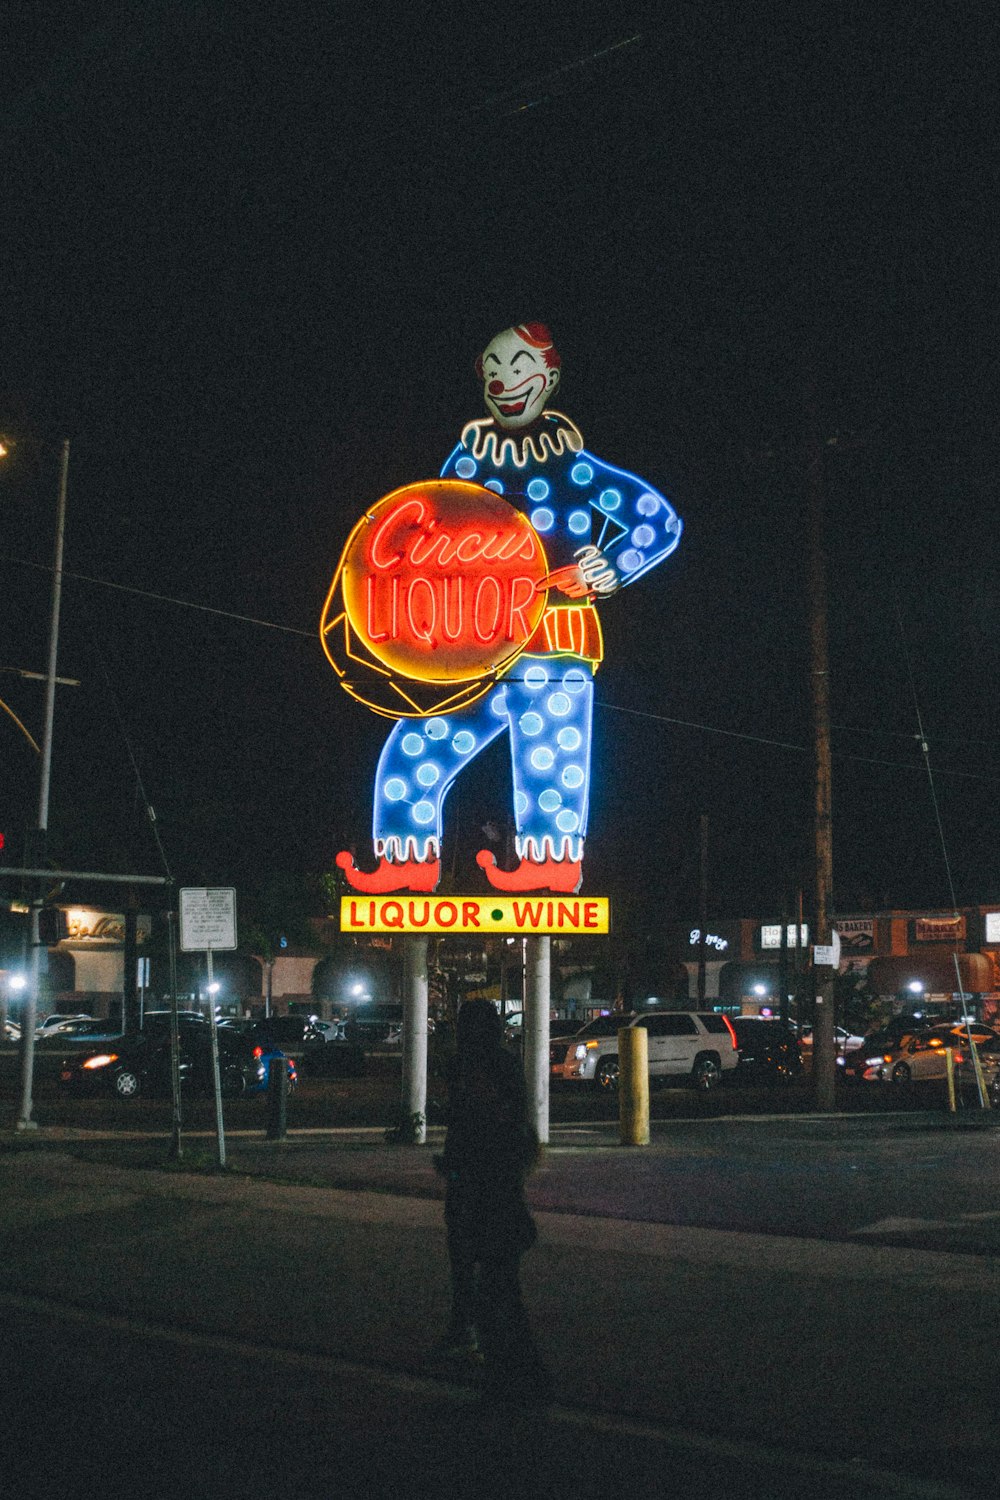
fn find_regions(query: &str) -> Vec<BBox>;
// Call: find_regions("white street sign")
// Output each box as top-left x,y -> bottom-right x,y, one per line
179,887 -> 238,952
813,930 -> 842,968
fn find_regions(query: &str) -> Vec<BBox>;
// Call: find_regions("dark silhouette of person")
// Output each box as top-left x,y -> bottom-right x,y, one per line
433,998 -> 552,1403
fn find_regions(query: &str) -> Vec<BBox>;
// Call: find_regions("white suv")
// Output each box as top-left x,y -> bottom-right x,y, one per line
553,1011 -> 739,1092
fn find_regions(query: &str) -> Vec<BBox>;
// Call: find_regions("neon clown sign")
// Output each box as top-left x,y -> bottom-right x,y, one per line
323,322 -> 682,897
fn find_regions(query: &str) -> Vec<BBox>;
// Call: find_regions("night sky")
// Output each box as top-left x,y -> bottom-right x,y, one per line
2,3 -> 997,931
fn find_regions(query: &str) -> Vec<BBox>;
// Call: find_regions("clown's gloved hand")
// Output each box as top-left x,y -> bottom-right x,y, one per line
574,544 -> 619,597
538,546 -> 620,601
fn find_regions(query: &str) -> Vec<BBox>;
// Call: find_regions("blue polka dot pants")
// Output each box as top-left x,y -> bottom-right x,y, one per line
372,657 -> 594,864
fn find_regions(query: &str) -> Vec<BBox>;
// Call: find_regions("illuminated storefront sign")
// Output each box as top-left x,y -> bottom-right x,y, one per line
760,923 -> 809,950
985,913 -> 1000,944
835,917 -> 874,954
64,908 -> 150,944
689,928 -> 729,951
325,322 -> 682,899
913,914 -> 966,943
341,894 -> 609,935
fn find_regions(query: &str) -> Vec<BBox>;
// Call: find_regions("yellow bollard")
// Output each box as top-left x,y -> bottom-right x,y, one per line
619,1025 -> 649,1146
945,1047 -> 956,1112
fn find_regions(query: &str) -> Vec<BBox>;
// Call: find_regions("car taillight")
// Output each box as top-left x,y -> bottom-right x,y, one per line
252,1045 -> 263,1059
722,1016 -> 738,1050
83,1053 -> 118,1070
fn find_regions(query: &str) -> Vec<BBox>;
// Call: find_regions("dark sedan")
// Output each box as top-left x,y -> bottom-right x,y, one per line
58,1025 -> 264,1100
730,1018 -> 802,1081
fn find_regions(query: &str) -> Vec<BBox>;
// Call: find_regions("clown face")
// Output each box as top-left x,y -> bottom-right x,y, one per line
480,325 -> 560,430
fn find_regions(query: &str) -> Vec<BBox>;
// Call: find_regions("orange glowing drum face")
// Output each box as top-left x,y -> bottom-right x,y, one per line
321,481 -> 549,718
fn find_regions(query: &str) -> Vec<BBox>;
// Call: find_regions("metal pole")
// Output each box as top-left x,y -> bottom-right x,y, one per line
697,814 -> 708,1005
523,934 -> 550,1145
166,908 -> 182,1160
206,948 -> 226,1167
401,935 -> 428,1142
17,438 -> 69,1131
37,439 -> 69,833
779,902 -> 789,1024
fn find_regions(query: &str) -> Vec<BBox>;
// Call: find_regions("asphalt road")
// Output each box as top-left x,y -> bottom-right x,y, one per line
2,1142 -> 996,1500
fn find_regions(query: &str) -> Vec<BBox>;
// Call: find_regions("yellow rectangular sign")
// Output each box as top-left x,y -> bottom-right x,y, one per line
340,894 -> 610,935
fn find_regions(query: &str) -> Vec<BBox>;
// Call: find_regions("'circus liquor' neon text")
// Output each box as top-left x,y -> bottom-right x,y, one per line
341,482 -> 548,682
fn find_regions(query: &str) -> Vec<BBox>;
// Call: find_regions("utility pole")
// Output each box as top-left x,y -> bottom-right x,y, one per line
18,438 -> 70,1130
697,813 -> 709,1005
804,390 -> 837,1109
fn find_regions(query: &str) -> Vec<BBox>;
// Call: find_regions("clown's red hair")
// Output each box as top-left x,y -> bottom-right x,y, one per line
476,323 -> 561,379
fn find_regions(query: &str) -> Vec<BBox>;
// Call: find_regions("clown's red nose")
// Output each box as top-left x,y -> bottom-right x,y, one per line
488,380 -> 505,395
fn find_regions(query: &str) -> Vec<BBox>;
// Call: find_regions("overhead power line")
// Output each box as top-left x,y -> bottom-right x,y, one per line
597,699 -> 1000,786
4,550 -> 998,786
0,552 -> 316,637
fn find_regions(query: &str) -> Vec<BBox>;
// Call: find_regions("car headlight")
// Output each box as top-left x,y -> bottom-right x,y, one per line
866,1056 -> 885,1066
574,1044 -> 588,1060
83,1053 -> 118,1070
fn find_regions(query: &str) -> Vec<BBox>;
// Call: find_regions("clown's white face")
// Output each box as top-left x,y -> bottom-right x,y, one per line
480,327 -> 560,430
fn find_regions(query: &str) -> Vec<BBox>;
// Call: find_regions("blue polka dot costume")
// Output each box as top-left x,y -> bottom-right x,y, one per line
369,411 -> 682,875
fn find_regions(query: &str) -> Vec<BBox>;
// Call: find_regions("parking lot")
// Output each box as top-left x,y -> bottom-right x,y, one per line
2,1033 -> 990,1136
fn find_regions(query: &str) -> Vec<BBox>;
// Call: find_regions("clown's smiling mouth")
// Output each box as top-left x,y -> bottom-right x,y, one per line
495,395 -> 531,416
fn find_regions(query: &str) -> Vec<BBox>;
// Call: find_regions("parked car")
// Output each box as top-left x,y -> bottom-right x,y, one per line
310,1018 -> 346,1043
549,1019 -> 594,1081
554,1010 -> 739,1091
243,1017 -> 365,1078
350,1004 -> 404,1046
141,1009 -> 209,1029
247,1041 -> 298,1093
730,1018 -> 802,1081
58,1027 -> 264,1100
840,1018 -> 932,1082
215,1018 -> 300,1091
798,1024 -> 866,1056
245,1015 -> 325,1050
3,1020 -> 21,1042
957,1033 -> 1000,1105
35,1013 -> 91,1040
46,1018 -> 123,1043
864,1021 -> 1000,1084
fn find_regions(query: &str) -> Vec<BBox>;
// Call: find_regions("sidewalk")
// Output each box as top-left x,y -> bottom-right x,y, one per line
8,1105 -> 997,1244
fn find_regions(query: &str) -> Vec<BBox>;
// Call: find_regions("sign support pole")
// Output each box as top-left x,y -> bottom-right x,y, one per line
206,946 -> 226,1167
167,908 -> 182,1160
401,935 -> 428,1143
178,889 -> 237,1167
523,934 -> 550,1146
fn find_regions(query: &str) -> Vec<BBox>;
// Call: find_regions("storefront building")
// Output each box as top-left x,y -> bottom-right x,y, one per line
668,908 -> 1000,1022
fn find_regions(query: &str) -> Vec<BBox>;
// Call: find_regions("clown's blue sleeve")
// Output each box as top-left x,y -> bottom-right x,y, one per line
577,449 -> 682,590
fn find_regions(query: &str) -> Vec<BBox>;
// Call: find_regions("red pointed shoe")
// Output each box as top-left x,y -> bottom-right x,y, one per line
476,850 -> 582,894
336,851 -> 441,893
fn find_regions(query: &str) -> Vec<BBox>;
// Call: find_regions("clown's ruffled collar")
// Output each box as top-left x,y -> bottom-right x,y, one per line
459,410 -> 584,470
